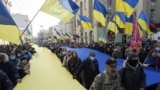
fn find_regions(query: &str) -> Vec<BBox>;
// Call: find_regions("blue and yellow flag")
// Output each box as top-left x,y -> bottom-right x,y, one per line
41,0 -> 74,23
115,0 -> 125,12
98,35 -> 107,43
79,15 -> 92,30
60,0 -> 79,14
64,32 -> 72,39
113,12 -> 125,28
54,29 -> 62,39
138,11 -> 152,34
26,28 -> 32,36
66,32 -> 72,37
93,0 -> 107,26
123,0 -> 139,17
107,16 -> 119,34
124,15 -> 133,35
55,30 -> 61,36
0,0 -> 21,45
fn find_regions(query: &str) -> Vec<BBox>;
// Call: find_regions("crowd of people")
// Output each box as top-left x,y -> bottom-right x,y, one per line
1,39 -> 160,90
43,39 -> 160,90
0,43 -> 36,90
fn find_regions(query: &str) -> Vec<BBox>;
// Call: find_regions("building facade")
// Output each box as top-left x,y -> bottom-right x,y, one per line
58,0 -> 160,44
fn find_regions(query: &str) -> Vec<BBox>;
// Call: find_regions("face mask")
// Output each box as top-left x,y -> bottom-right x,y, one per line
90,56 -> 95,60
10,56 -> 16,60
63,52 -> 67,54
128,60 -> 138,66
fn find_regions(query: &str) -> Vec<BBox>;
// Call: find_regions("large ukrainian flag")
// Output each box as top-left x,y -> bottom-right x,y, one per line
0,0 -> 21,45
79,15 -> 92,31
93,0 -> 107,26
138,11 -> 152,34
40,0 -> 75,23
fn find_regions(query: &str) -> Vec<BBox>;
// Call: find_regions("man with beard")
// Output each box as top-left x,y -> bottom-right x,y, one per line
119,52 -> 146,90
90,58 -> 122,90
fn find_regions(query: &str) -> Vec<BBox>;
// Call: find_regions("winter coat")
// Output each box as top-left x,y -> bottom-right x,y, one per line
0,54 -> 20,86
119,61 -> 146,90
74,57 -> 100,89
90,71 -> 122,90
0,70 -> 13,90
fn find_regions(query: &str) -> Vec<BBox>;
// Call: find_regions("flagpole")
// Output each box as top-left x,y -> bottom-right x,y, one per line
20,11 -> 39,38
20,1 -> 46,38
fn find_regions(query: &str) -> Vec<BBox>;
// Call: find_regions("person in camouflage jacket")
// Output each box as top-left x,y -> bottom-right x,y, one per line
90,58 -> 122,90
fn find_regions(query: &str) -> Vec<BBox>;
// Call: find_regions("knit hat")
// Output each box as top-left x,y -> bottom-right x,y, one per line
127,52 -> 138,60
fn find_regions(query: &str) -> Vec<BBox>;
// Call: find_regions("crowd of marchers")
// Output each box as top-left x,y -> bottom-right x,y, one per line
0,43 -> 36,90
43,39 -> 160,90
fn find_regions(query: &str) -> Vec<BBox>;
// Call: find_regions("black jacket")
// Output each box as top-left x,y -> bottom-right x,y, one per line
74,57 -> 100,89
119,61 -> 146,90
0,61 -> 20,86
67,57 -> 81,75
0,70 -> 13,90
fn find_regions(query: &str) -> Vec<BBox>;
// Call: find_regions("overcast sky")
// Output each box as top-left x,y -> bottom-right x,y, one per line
11,0 -> 60,37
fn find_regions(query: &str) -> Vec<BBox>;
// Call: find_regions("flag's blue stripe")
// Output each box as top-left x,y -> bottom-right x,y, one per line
139,11 -> 149,25
60,0 -> 79,14
110,15 -> 114,22
126,15 -> 133,23
123,0 -> 139,8
93,0 -> 107,17
56,30 -> 61,35
79,15 -> 92,23
0,0 -> 16,25
116,12 -> 126,23
68,0 -> 79,14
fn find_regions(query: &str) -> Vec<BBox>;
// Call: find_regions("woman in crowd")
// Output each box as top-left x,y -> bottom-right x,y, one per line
143,49 -> 158,69
67,51 -> 81,75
